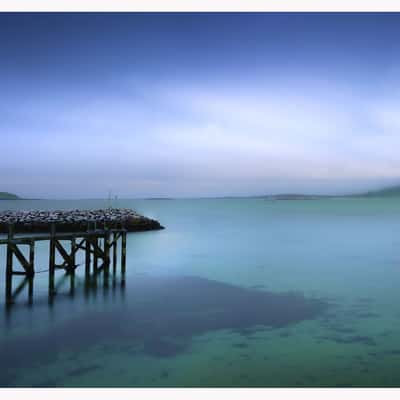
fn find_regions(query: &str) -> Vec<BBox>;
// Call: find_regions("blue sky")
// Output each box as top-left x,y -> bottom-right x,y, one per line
1,12 -> 400,198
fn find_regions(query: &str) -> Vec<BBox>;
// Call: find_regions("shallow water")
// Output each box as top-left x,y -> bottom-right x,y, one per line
1,197 -> 400,387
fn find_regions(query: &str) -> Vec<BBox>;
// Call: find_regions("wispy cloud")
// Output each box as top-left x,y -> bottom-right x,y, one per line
1,74 -> 400,197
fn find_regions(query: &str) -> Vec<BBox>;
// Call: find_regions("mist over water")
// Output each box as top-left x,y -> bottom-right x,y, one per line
1,197 -> 400,387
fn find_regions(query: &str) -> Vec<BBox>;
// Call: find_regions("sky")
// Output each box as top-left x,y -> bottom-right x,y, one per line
1,12 -> 400,198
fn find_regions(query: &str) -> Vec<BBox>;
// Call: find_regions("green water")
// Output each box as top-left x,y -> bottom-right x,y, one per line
1,197 -> 400,387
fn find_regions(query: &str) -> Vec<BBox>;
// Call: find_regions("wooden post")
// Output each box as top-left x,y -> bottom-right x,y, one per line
1,220 -> 133,304
49,223 -> 56,298
112,232 -> 117,277
85,223 -> 91,280
28,239 -> 34,304
92,221 -> 98,288
121,230 -> 126,285
5,224 -> 14,303
104,226 -> 110,285
70,238 -> 76,294
29,239 -> 35,278
93,236 -> 98,274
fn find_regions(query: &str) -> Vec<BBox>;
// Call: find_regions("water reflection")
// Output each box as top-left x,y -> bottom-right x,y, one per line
0,274 -> 329,386
4,264 -> 125,308
5,277 -> 34,307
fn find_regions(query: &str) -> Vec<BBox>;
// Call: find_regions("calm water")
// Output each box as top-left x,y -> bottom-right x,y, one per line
1,197 -> 400,387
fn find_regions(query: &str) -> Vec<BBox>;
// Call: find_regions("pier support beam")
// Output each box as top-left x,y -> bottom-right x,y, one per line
5,224 -> 14,303
49,223 -> 56,298
121,230 -> 126,285
104,228 -> 110,287
28,240 -> 35,277
93,237 -> 98,275
28,240 -> 34,303
112,231 -> 118,278
85,223 -> 92,280
1,221 -> 128,305
70,238 -> 76,294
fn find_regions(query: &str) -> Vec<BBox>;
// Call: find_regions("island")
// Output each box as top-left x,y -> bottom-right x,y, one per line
357,185 -> 400,198
0,192 -> 20,200
261,184 -> 400,200
262,194 -> 331,200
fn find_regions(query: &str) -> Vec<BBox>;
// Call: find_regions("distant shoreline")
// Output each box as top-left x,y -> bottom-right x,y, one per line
2,184 -> 400,201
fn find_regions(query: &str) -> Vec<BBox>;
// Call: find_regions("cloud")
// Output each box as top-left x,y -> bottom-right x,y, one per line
1,76 -> 400,197
151,80 -> 400,180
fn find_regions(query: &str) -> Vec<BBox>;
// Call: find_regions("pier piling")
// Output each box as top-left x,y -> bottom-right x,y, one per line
104,227 -> 110,286
49,223 -> 56,297
70,237 -> 76,294
121,230 -> 126,285
5,224 -> 14,301
1,222 -> 128,305
112,231 -> 118,278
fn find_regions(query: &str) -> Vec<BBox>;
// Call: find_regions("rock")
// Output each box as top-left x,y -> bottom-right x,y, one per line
0,208 -> 164,233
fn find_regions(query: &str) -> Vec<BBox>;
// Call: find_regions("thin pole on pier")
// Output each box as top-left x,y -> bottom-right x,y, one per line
121,229 -> 126,285
49,223 -> 56,298
5,224 -> 14,303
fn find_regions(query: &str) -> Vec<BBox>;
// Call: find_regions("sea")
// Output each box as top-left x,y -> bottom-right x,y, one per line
1,197 -> 400,387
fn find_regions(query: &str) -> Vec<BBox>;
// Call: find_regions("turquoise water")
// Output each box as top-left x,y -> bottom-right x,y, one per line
1,197 -> 400,387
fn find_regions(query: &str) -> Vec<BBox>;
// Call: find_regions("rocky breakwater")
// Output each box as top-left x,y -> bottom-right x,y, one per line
0,208 -> 164,233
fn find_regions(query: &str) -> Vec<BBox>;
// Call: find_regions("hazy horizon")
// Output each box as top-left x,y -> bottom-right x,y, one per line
3,178 -> 400,200
2,13 -> 400,198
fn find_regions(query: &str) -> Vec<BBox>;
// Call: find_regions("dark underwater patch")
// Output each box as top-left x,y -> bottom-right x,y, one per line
250,285 -> 266,289
319,335 -> 377,346
355,312 -> 380,319
233,342 -> 248,348
334,383 -> 354,387
143,338 -> 189,357
330,326 -> 356,334
357,297 -> 374,303
160,370 -> 170,379
0,275 -> 329,386
67,364 -> 101,377
32,379 -> 58,387
380,349 -> 400,357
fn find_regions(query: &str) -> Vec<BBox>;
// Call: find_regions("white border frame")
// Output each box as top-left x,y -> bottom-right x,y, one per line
0,0 -> 400,12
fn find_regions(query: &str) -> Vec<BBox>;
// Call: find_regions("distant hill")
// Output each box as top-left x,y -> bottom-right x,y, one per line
0,192 -> 20,200
263,193 -> 330,200
356,185 -> 400,198
261,185 -> 400,200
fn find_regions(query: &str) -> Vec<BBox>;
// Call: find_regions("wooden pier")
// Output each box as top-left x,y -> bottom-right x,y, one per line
0,222 -> 127,305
